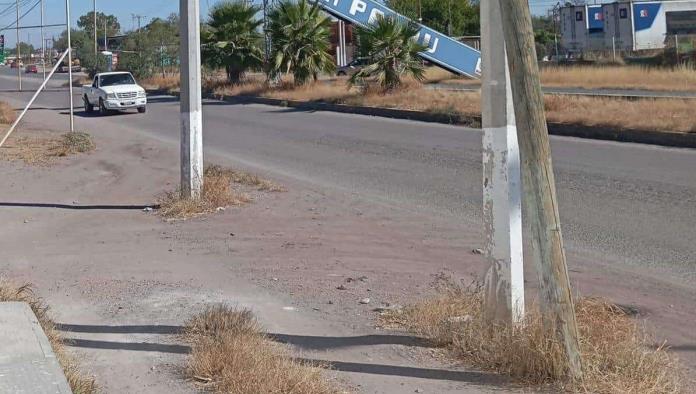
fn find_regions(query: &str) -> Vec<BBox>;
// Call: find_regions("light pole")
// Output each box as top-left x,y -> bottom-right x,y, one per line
66,0 -> 74,133
16,0 -> 21,91
41,0 -> 46,79
93,0 -> 97,65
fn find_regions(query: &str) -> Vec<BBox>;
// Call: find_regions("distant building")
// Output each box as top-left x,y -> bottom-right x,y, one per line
560,1 -> 696,53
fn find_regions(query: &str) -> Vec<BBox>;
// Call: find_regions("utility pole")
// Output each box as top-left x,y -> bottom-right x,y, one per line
481,0 -> 524,324
16,0 -> 21,91
66,0 -> 74,133
41,0 -> 45,79
93,0 -> 97,65
180,0 -> 203,199
496,0 -> 582,380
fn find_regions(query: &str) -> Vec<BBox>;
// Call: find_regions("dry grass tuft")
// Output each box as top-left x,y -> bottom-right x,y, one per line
381,278 -> 682,393
55,132 -> 96,156
184,305 -> 342,394
541,65 -> 696,92
0,132 -> 95,165
206,165 -> 285,192
158,165 -> 265,219
0,278 -> 98,393
158,165 -> 283,219
0,101 -> 17,124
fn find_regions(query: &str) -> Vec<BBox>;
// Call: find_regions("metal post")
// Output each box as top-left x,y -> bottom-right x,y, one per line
41,0 -> 46,79
104,18 -> 107,50
481,0 -> 524,324
16,0 -> 21,91
180,0 -> 204,199
612,36 -> 616,62
0,49 -> 70,148
675,34 -> 679,64
66,0 -> 74,133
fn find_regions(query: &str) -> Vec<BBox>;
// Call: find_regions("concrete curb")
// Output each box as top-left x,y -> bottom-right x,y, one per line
0,302 -> 72,394
146,89 -> 696,149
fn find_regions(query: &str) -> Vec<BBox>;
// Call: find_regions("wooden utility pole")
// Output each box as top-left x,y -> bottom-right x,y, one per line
496,0 -> 583,380
481,0 -> 524,324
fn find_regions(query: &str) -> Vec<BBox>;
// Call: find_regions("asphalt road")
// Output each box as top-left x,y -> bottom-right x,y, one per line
3,67 -> 696,285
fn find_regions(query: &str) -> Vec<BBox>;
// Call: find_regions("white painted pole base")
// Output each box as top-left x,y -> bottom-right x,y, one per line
483,125 -> 524,323
481,0 -> 525,324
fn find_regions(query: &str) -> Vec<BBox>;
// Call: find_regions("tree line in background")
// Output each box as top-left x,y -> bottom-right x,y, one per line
50,0 -> 479,90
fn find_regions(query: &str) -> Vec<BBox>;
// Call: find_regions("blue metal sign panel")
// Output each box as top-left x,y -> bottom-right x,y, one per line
316,0 -> 482,78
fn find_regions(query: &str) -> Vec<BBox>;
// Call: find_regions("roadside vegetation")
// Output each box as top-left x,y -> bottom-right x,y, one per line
157,165 -> 283,219
203,75 -> 696,133
0,279 -> 98,393
184,305 -> 342,393
268,0 -> 335,85
379,277 -> 682,393
350,16 -> 426,91
0,132 -> 96,165
0,101 -> 17,124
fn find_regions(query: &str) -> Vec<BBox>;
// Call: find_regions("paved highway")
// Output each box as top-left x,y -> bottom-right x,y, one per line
3,67 -> 695,285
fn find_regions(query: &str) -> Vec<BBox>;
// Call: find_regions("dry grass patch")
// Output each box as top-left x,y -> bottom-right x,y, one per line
0,279 -> 98,393
544,95 -> 696,133
0,132 -> 95,165
0,101 -> 17,124
157,165 -> 282,219
184,305 -> 343,394
381,278 -> 682,393
541,65 -> 696,92
141,74 -> 180,92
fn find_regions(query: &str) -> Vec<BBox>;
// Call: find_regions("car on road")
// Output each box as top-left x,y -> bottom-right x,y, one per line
10,60 -> 22,69
25,64 -> 38,73
336,57 -> 370,76
82,71 -> 147,115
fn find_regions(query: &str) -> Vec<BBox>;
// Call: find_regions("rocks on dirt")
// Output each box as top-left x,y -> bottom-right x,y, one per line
472,248 -> 484,255
336,284 -> 347,290
359,298 -> 371,305
373,303 -> 402,313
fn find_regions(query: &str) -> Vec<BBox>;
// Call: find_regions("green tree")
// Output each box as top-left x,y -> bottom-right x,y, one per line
268,0 -> 335,86
350,16 -> 427,91
202,0 -> 263,84
77,11 -> 120,38
386,0 -> 480,36
119,15 -> 180,79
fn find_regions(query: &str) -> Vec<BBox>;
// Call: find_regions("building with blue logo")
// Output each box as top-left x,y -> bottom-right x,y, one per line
560,1 -> 696,53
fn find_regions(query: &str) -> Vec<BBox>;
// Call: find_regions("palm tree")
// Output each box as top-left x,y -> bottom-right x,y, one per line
268,0 -> 335,86
202,0 -> 263,84
350,16 -> 427,91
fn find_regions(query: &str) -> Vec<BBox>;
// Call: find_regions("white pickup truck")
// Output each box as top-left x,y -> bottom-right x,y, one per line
83,72 -> 147,115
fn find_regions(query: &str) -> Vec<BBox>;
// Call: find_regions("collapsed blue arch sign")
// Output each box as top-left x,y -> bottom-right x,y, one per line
315,0 -> 482,78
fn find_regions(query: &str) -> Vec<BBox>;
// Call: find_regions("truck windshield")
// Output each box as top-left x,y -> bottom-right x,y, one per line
100,73 -> 135,87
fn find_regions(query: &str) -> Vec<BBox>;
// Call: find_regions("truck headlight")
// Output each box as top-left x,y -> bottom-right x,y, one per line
106,92 -> 117,99
137,91 -> 146,98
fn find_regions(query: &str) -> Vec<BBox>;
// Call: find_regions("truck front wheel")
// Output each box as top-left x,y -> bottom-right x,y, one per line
83,95 -> 93,113
99,98 -> 109,115
137,106 -> 146,114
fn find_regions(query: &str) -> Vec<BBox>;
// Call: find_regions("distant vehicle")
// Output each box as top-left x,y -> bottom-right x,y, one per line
336,57 -> 370,76
82,72 -> 147,115
25,64 -> 38,73
10,60 -> 22,69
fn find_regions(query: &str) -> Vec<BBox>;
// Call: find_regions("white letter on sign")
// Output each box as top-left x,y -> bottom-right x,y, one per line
349,0 -> 367,16
422,33 -> 440,54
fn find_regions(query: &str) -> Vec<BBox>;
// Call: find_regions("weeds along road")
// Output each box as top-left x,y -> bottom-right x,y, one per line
3,67 -> 696,287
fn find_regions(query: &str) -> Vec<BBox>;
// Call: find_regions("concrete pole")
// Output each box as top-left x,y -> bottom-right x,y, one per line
93,0 -> 97,63
481,0 -> 525,324
180,0 -> 204,199
41,0 -> 45,79
66,0 -> 74,133
16,0 -> 21,91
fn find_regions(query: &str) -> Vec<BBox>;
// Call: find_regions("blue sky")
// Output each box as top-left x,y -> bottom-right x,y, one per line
0,0 -> 559,49
0,0 -> 212,48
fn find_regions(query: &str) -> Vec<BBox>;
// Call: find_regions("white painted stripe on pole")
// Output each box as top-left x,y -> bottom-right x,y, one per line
181,110 -> 204,196
483,125 -> 524,323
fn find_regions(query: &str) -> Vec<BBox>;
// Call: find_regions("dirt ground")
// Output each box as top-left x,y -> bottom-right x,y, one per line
1,106 -> 694,393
